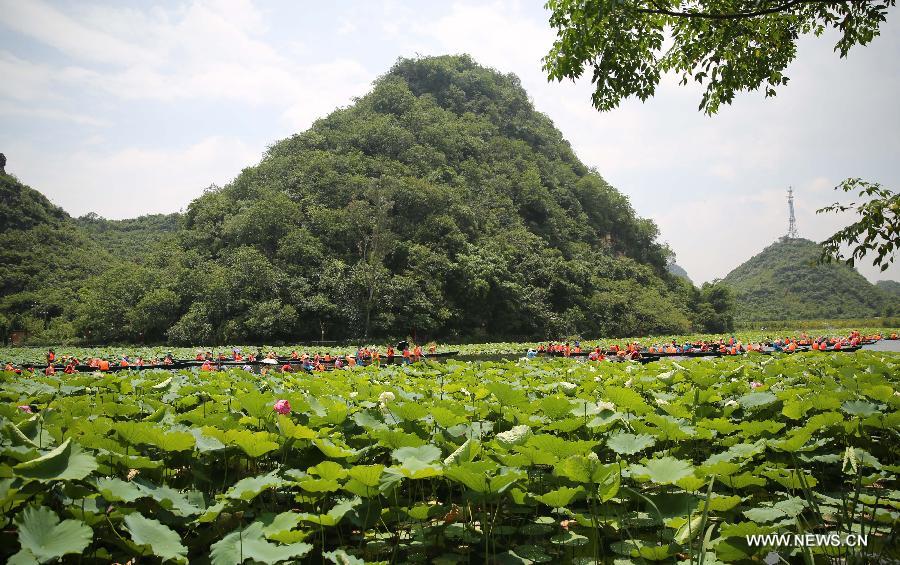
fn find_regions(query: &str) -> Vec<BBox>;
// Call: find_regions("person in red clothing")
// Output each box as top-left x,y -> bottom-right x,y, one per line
402,347 -> 411,364
46,349 -> 55,363
45,364 -> 56,376
281,363 -> 292,372
64,361 -> 77,374
386,346 -> 394,364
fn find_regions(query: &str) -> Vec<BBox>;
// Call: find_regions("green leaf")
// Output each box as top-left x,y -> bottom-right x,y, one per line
607,432 -> 656,455
210,521 -> 312,565
225,471 -> 286,501
444,439 -> 481,466
630,457 -> 695,485
347,464 -> 384,488
94,477 -> 143,502
535,486 -> 583,508
736,392 -> 778,410
308,461 -> 348,481
392,444 -> 441,464
124,512 -> 188,563
15,506 -> 92,563
14,439 -> 98,482
742,506 -> 786,523
323,549 -> 366,564
495,425 -> 532,448
841,400 -> 880,417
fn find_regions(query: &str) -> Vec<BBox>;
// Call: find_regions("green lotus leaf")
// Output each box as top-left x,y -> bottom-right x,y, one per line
535,486 -> 583,508
94,477 -> 143,502
495,425 -> 532,448
841,400 -> 880,417
718,521 -> 777,538
630,457 -> 695,485
309,461 -> 349,481
603,387 -> 652,414
736,392 -> 778,410
444,438 -> 481,466
296,498 -> 359,526
261,511 -> 303,540
134,481 -> 201,516
189,428 -> 226,452
607,432 -> 656,455
299,478 -> 342,493
14,439 -> 97,482
226,429 -> 279,458
742,506 -> 786,523
323,549 -> 366,564
610,540 -> 674,560
393,458 -> 443,480
14,506 -> 91,563
550,530 -> 589,546
506,545 -> 552,563
392,444 -> 441,464
149,429 -> 196,452
370,428 -> 425,449
210,521 -> 312,565
392,401 -> 429,421
225,470 -> 286,501
124,512 -> 188,563
313,438 -> 358,459
445,465 -> 491,493
347,464 -> 384,487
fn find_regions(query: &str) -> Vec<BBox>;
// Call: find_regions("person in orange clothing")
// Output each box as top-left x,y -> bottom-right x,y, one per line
346,355 -> 356,367
402,347 -> 411,364
98,358 -> 110,371
413,344 -> 422,361
44,364 -> 56,376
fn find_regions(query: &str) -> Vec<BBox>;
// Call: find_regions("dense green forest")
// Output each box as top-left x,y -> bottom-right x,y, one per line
722,237 -> 898,321
877,279 -> 900,298
1,56 -> 736,345
75,212 -> 181,263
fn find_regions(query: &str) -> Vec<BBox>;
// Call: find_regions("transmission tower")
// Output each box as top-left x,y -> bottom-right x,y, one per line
786,187 -> 798,239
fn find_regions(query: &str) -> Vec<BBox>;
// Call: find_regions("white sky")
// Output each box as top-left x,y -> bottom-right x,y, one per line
1,0 -> 898,284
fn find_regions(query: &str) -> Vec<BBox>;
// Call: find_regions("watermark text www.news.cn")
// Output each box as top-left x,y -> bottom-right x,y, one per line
747,533 -> 868,548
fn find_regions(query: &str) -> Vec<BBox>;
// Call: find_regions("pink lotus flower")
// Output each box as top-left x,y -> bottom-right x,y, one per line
17,405 -> 32,414
273,399 -> 291,415
750,381 -> 763,389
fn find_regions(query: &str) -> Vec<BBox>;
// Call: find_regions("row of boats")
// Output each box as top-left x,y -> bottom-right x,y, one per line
2,333 -> 894,374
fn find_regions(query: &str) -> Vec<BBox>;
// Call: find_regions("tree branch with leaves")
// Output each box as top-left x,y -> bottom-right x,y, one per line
543,0 -> 894,114
818,178 -> 899,271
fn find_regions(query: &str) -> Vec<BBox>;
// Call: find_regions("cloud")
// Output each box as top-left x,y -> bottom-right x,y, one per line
0,0 -> 373,130
5,136 -> 261,219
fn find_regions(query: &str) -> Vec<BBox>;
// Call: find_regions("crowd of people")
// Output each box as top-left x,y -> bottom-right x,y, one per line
530,330 -> 891,360
2,341 -> 440,375
1,331 -> 895,375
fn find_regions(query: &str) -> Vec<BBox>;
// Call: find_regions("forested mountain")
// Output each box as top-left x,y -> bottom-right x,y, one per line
876,280 -> 900,299
0,174 -> 120,341
722,237 -> 897,321
75,213 -> 181,263
1,55 -> 734,344
667,263 -> 691,283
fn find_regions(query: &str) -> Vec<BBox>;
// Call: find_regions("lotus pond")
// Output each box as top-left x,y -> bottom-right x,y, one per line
1,352 -> 898,563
